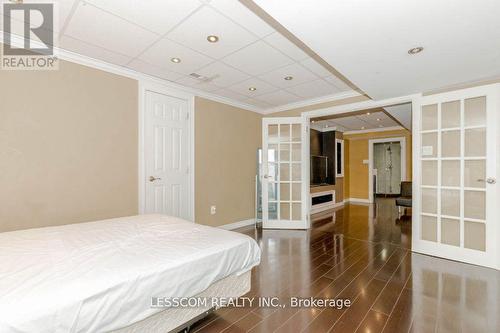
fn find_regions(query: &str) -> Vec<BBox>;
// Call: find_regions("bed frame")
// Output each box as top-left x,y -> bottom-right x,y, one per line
113,271 -> 251,333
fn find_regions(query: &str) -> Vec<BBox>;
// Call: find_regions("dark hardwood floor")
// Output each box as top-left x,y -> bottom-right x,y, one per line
191,199 -> 500,333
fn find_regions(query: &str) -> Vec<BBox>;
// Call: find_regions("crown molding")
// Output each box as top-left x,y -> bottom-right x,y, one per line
343,125 -> 404,135
261,90 -> 363,114
0,32 -> 263,113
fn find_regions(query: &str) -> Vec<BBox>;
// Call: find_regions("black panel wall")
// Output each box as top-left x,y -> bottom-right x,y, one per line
310,129 -> 336,185
322,131 -> 336,184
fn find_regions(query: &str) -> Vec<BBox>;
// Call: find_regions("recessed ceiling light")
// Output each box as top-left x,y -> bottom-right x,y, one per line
408,46 -> 424,55
207,35 -> 219,43
284,76 -> 293,81
366,112 -> 371,115
311,120 -> 315,123
376,118 -> 381,121
361,126 -> 365,130
249,87 -> 257,91
171,57 -> 181,63
325,124 -> 329,128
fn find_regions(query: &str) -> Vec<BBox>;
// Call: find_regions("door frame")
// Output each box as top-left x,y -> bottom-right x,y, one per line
262,116 -> 310,229
303,93 -> 420,246
138,80 -> 195,221
368,136 -> 406,203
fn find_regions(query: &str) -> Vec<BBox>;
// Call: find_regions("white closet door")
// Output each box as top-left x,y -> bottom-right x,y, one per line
262,117 -> 309,229
413,84 -> 499,269
144,91 -> 190,220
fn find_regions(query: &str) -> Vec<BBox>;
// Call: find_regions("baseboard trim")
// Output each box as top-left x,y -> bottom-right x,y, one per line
218,219 -> 256,230
333,201 -> 345,208
345,198 -> 370,204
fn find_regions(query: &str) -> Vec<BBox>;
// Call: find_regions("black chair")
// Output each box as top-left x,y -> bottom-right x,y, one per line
396,181 -> 412,216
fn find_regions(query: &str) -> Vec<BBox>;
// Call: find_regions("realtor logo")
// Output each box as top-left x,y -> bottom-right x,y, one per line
2,1 -> 58,70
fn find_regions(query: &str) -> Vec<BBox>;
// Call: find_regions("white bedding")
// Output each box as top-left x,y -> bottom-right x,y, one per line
0,215 -> 261,333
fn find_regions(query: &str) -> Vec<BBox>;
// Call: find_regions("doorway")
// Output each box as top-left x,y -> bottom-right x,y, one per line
374,142 -> 401,195
369,137 -> 406,203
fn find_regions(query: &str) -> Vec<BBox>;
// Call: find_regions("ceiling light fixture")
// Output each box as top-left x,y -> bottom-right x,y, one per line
325,124 -> 329,128
408,46 -> 424,55
376,118 -> 381,121
311,120 -> 315,123
361,126 -> 365,130
171,57 -> 181,63
249,87 -> 257,91
284,76 -> 293,81
207,35 -> 219,43
366,112 -> 371,115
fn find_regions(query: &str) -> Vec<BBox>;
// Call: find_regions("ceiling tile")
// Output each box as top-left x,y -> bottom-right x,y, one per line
257,63 -> 318,89
263,32 -> 309,61
194,61 -> 250,87
286,79 -> 340,99
379,117 -> 398,127
354,115 -> 376,128
60,35 -> 132,65
85,0 -> 201,34
212,88 -> 249,101
208,0 -> 274,38
65,2 -> 159,57
126,59 -> 184,82
137,38 -> 213,75
167,6 -> 258,59
243,98 -> 273,108
175,76 -> 220,92
324,75 -> 352,91
356,111 -> 399,128
222,41 -> 294,76
300,57 -> 332,77
255,90 -> 301,106
333,117 -> 367,130
1,0 -> 77,33
357,111 -> 387,124
228,77 -> 278,97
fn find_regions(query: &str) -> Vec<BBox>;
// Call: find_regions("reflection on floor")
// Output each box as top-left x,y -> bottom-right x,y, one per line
192,199 -> 500,333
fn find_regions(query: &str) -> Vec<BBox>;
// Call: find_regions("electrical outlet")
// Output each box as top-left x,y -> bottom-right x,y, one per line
210,205 -> 216,215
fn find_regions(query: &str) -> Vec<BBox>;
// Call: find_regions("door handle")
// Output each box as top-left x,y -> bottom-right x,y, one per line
477,178 -> 496,184
149,176 -> 161,182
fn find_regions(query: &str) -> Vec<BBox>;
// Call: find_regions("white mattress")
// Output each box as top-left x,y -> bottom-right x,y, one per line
0,215 -> 261,333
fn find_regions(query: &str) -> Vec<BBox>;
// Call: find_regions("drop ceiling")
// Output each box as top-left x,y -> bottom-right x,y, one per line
0,0 -> 356,111
251,0 -> 500,99
311,110 -> 400,133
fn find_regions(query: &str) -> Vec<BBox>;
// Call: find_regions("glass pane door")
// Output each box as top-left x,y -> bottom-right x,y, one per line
416,84 -> 499,269
262,117 -> 308,229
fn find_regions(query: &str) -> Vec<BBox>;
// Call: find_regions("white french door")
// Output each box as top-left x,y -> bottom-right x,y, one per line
262,117 -> 309,229
413,84 -> 500,269
144,91 -> 191,220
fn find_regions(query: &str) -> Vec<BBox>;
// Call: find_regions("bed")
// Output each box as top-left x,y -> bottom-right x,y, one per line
0,214 -> 261,333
